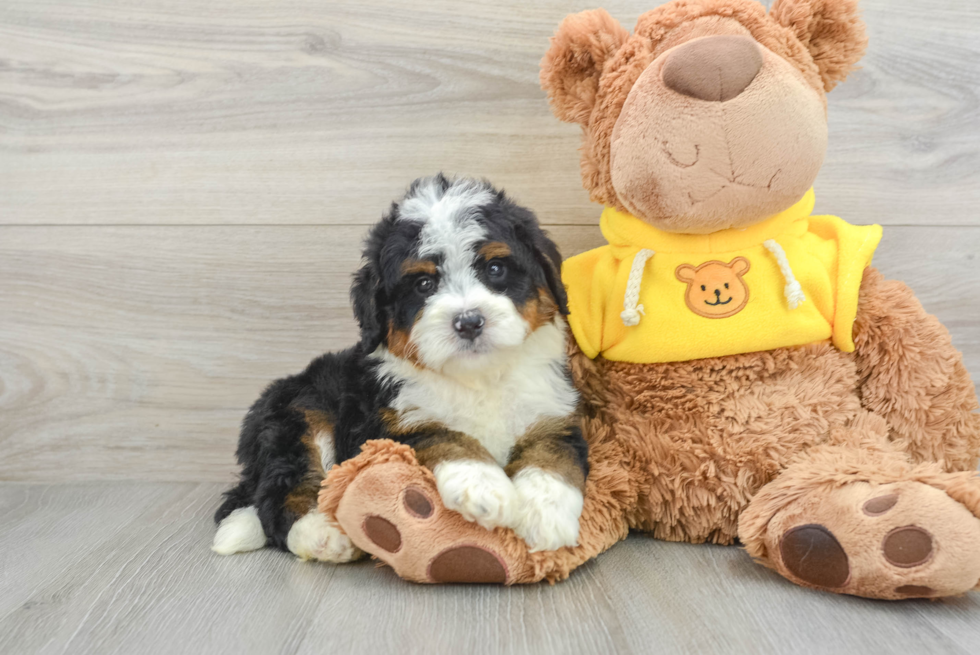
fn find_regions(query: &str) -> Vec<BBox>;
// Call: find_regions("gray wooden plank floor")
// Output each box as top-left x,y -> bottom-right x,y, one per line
2,483 -> 979,655
2,0 -> 980,652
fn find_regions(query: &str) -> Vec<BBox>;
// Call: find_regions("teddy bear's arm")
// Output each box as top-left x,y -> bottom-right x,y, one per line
852,267 -> 980,471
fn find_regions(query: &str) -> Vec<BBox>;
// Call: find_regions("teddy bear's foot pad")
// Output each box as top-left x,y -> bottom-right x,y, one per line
328,459 -> 531,584
766,480 -> 980,599
779,524 -> 850,589
428,546 -> 508,583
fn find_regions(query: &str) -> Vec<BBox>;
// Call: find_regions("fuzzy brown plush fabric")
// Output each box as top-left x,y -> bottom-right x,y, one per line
322,270 -> 980,595
320,0 -> 980,599
607,31 -> 828,232
738,420 -> 980,599
540,0 -> 867,223
769,0 -> 869,91
321,433 -> 633,584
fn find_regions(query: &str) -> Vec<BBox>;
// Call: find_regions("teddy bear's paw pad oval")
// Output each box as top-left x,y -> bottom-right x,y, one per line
862,494 -> 899,516
895,584 -> 935,598
779,524 -> 850,588
882,526 -> 934,568
428,545 -> 508,584
403,487 -> 434,519
363,515 -> 402,553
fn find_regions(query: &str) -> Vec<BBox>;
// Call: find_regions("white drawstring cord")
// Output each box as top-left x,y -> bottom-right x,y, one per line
764,239 -> 806,309
621,248 -> 655,326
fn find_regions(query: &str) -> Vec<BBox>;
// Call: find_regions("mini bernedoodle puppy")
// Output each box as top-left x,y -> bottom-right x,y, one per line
213,175 -> 587,562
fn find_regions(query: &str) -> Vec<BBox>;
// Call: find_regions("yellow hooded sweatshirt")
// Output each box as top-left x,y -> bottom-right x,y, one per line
561,190 -> 882,363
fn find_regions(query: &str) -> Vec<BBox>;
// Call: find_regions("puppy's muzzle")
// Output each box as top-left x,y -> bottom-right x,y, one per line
453,311 -> 485,341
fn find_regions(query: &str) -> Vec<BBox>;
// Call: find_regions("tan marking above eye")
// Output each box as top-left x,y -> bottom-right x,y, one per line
401,259 -> 437,276
479,241 -> 512,260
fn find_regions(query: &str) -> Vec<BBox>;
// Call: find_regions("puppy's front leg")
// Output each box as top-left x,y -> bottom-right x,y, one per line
505,418 -> 588,552
414,431 -> 519,531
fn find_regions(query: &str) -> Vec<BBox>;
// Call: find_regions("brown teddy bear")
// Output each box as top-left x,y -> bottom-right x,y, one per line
320,0 -> 980,600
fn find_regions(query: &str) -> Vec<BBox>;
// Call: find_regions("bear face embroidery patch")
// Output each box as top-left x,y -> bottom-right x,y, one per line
675,257 -> 750,319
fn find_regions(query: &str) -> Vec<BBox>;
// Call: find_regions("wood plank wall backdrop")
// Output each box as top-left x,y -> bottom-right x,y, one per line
1,0 -> 979,483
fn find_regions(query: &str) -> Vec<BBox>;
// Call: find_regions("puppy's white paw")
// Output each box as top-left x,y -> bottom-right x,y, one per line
433,460 -> 519,530
512,468 -> 583,552
213,506 -> 267,555
287,510 -> 363,563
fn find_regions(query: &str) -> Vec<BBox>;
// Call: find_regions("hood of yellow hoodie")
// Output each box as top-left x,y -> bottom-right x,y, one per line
600,189 -> 817,256
561,188 -> 883,363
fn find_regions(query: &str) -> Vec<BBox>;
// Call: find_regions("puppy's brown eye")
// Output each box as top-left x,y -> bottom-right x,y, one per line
415,276 -> 436,295
487,260 -> 507,279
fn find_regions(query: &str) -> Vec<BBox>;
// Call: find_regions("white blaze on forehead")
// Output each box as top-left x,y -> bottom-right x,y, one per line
394,177 -> 528,374
398,177 -> 493,288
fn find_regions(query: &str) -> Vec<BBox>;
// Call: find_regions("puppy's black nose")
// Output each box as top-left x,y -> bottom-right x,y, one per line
453,311 -> 485,341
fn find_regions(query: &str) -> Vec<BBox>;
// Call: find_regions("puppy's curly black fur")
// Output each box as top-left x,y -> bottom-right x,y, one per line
214,175 -> 587,558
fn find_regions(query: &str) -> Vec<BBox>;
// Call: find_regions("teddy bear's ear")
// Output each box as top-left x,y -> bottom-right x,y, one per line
540,9 -> 629,125
770,0 -> 868,92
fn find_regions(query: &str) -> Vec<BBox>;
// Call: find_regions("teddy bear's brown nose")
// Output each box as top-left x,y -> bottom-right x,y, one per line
662,35 -> 763,102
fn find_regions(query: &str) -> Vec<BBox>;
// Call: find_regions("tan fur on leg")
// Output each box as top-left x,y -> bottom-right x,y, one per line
854,268 -> 980,471
739,423 -> 980,598
319,434 -> 634,584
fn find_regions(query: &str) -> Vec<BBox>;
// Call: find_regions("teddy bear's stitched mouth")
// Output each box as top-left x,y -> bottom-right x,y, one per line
705,297 -> 733,306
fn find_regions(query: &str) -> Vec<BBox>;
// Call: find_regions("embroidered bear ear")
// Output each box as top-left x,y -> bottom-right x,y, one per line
540,9 -> 630,125
675,264 -> 697,283
730,256 -> 751,276
770,0 -> 868,92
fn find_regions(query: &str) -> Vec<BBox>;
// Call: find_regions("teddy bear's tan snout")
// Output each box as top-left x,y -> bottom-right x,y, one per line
662,35 -> 763,103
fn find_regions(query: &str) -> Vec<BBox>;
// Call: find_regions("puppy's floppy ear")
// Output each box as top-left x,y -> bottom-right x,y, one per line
350,260 -> 385,351
515,218 -> 569,317
350,221 -> 390,351
533,229 -> 569,316
770,0 -> 868,92
540,9 -> 629,125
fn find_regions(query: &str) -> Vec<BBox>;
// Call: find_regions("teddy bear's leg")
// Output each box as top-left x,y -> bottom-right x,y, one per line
852,267 -> 980,471
318,425 -> 632,584
739,415 -> 980,599
319,440 -> 529,583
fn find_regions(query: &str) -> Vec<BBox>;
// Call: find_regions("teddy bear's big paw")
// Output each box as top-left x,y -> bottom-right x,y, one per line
767,481 -> 980,599
330,458 -> 532,583
433,460 -> 519,530
512,468 -> 583,552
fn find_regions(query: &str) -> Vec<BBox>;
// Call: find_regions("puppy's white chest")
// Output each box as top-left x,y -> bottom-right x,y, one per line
390,368 -> 575,465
